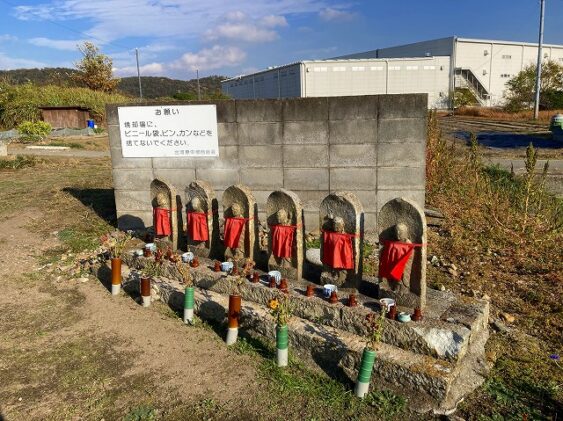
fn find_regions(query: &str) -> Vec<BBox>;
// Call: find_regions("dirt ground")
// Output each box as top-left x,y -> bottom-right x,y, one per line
0,158 -> 411,421
0,209 -> 262,420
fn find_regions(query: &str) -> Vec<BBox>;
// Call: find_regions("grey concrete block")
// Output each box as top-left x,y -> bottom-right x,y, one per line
330,168 -> 376,191
218,122 -> 238,145
114,190 -> 151,211
112,168 -> 154,191
241,168 -> 284,190
378,118 -> 426,143
283,97 -> 328,121
283,121 -> 329,144
193,146 -> 239,169
153,169 -> 196,191
110,147 -> 152,169
292,190 -> 328,212
329,96 -> 378,120
353,190 -> 377,211
117,211 -> 153,230
239,145 -> 282,168
196,168 -> 240,189
251,190 -> 272,208
378,94 -> 428,119
106,105 -> 119,126
284,145 -> 329,168
107,124 -> 122,149
215,100 -> 237,123
377,142 -> 425,167
376,190 -> 425,211
284,168 -> 329,191
0,141 -> 7,157
363,212 -> 378,233
329,144 -> 376,167
329,120 -> 377,144
152,156 -> 196,169
236,99 -> 282,122
303,211 -> 320,232
377,167 -> 425,190
238,122 -> 283,145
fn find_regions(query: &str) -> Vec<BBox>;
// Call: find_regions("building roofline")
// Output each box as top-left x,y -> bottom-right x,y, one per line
221,56 -> 450,82
455,37 -> 563,48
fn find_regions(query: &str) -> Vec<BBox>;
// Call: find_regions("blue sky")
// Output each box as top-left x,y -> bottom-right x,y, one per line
0,0 -> 562,80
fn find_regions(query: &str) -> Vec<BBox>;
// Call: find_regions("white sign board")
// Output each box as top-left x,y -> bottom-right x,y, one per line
118,104 -> 219,158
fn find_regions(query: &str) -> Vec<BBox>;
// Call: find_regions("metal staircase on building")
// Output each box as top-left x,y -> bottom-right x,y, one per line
455,68 -> 490,105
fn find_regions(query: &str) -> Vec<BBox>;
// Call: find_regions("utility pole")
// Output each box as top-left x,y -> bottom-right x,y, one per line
196,69 -> 201,100
135,48 -> 143,100
534,0 -> 546,120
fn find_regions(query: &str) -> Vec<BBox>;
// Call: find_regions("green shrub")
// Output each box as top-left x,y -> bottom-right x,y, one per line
17,120 -> 52,142
0,82 -> 130,129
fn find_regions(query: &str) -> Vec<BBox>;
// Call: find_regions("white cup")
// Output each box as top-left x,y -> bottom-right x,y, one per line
323,284 -> 337,298
182,252 -> 194,263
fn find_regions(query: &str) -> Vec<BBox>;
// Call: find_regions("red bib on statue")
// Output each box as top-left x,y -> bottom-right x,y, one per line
379,240 -> 415,282
153,207 -> 171,236
271,225 -> 295,258
187,212 -> 208,242
224,217 -> 246,248
322,231 -> 354,270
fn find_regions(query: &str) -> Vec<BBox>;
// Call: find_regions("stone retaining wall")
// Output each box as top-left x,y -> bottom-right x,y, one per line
107,94 -> 427,232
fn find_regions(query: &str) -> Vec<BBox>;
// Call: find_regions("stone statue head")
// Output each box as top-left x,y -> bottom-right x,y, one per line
395,222 -> 410,242
156,192 -> 168,208
333,216 -> 345,233
231,202 -> 243,218
190,196 -> 204,213
276,208 -> 290,225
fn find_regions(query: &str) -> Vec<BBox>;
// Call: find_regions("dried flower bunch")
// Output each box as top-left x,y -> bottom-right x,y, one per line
268,292 -> 294,326
141,260 -> 163,279
176,261 -> 193,287
100,230 -> 132,259
363,307 -> 386,350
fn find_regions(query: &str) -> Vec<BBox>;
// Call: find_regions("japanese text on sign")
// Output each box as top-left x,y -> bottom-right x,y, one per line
118,104 -> 219,158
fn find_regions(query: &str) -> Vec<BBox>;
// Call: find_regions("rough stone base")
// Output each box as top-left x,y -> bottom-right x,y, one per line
101,252 -> 489,414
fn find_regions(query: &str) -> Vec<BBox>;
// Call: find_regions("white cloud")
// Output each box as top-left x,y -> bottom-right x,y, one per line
113,62 -> 165,77
0,35 -> 18,42
171,46 -> 246,71
260,15 -> 288,28
0,52 -> 46,69
205,23 -> 278,43
28,37 -> 86,51
319,7 -> 356,22
12,0 -> 330,42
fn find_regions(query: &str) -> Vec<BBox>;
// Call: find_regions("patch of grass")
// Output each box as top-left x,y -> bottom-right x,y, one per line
0,155 -> 38,169
124,405 -> 158,421
229,335 -> 406,420
58,227 -> 102,252
426,110 -> 563,419
364,389 -> 407,420
45,141 -> 84,149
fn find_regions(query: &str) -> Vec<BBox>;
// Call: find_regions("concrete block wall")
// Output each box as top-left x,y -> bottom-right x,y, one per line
107,94 -> 427,233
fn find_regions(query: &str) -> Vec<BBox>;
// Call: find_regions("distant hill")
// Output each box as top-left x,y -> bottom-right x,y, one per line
0,68 -> 228,99
118,75 -> 226,99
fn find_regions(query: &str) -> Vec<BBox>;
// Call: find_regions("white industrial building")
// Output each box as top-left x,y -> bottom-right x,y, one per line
221,36 -> 563,108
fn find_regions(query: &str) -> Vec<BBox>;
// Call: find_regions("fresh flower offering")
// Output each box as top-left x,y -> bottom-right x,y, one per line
268,292 -> 294,326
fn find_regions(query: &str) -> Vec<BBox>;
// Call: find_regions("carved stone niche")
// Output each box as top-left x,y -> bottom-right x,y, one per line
266,189 -> 304,281
319,192 -> 363,290
222,184 -> 256,265
377,197 -> 427,310
185,180 -> 219,258
150,178 -> 178,251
